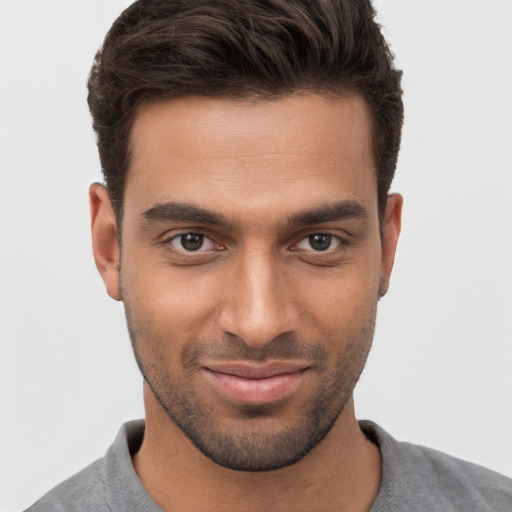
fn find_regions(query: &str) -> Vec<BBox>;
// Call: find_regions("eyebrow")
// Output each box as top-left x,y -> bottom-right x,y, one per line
142,202 -> 231,227
287,200 -> 369,227
141,199 -> 369,229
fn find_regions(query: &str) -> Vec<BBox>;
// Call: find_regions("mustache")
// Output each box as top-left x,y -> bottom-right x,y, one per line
182,332 -> 328,369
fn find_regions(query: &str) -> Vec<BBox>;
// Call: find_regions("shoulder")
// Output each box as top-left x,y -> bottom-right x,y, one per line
25,420 -> 148,512
360,420 -> 512,512
400,440 -> 512,508
25,458 -> 108,512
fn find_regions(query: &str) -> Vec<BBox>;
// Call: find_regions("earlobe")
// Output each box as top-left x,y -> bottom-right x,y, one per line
89,183 -> 122,301
379,193 -> 403,297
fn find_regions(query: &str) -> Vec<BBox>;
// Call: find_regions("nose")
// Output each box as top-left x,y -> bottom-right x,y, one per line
217,251 -> 299,348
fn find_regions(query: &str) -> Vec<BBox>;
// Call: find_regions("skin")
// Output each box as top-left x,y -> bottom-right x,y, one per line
90,93 -> 402,512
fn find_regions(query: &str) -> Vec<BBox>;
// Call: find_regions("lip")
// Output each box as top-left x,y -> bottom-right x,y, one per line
202,361 -> 309,405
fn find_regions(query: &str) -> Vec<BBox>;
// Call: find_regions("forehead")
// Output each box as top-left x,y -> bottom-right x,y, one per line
125,94 -> 377,221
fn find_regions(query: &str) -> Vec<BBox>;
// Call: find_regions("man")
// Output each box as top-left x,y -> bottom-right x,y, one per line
26,0 -> 512,510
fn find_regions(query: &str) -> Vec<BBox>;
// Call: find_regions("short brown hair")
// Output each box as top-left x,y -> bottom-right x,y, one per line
87,0 -> 403,221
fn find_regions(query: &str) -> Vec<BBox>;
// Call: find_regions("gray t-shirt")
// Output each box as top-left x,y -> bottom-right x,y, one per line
26,420 -> 512,511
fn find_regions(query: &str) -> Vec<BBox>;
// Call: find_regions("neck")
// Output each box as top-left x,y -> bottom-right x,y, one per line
133,384 -> 381,512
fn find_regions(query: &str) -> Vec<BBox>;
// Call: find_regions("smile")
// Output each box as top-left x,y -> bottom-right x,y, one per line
202,362 -> 309,405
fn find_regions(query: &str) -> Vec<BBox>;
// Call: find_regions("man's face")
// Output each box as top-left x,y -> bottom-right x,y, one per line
99,94 -> 400,471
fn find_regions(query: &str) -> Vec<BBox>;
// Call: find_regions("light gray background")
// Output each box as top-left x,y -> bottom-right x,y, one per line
1,1 -> 511,510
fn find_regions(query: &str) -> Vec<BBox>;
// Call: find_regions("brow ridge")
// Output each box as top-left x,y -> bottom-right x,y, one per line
141,199 -> 368,230
142,202 -> 230,227
287,200 -> 369,227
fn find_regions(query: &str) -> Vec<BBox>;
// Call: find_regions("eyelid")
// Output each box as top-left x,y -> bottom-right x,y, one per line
291,232 -> 349,252
161,231 -> 223,253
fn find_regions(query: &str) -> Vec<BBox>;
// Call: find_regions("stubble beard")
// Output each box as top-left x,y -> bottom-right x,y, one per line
125,304 -> 377,472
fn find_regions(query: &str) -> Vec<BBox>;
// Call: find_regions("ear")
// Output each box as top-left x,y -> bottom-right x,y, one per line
89,183 -> 122,301
379,193 -> 403,297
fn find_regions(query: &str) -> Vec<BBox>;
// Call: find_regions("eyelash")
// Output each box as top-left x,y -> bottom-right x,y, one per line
293,233 -> 347,253
162,232 -> 222,253
161,231 -> 349,255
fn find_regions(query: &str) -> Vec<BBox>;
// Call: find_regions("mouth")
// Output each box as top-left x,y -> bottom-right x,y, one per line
202,361 -> 310,405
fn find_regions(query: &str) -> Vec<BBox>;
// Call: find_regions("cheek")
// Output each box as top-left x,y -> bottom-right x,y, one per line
121,256 -> 224,350
298,253 -> 381,339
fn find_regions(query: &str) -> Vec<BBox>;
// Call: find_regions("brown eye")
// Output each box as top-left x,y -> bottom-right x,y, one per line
180,234 -> 204,251
295,233 -> 342,252
308,234 -> 332,251
169,233 -> 215,252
